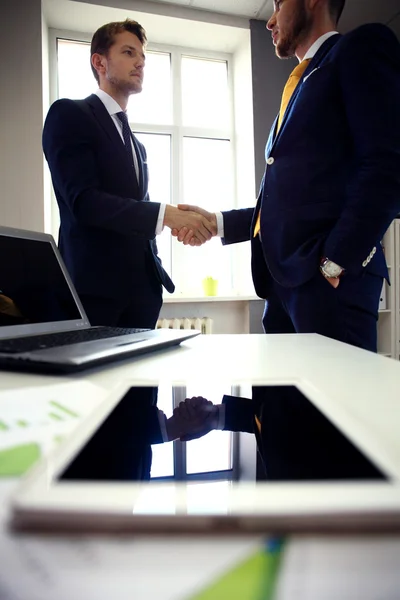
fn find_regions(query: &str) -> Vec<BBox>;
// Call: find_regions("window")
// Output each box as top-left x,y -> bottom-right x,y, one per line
55,37 -> 237,296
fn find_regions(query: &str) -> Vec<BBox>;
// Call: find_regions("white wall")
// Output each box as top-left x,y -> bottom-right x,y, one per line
42,7 -> 52,233
0,0 -> 46,232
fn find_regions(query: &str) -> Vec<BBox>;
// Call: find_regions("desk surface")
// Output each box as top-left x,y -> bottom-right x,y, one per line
1,333 -> 400,599
1,333 -> 400,479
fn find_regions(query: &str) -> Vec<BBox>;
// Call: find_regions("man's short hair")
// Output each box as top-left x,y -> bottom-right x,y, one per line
328,0 -> 346,25
90,18 -> 147,83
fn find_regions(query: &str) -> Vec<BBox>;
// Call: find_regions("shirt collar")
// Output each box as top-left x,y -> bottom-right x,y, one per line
303,31 -> 339,61
94,89 -> 125,116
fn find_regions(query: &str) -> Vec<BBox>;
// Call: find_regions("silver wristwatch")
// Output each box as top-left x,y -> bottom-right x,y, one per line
320,258 -> 344,279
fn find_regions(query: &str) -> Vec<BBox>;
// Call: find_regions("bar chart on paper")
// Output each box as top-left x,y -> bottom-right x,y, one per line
0,382 -> 105,477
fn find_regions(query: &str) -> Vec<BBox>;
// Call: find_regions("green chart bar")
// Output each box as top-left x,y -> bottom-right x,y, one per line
49,400 -> 79,419
48,412 -> 63,422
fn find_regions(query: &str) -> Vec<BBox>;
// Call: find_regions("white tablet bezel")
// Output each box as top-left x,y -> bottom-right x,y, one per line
10,380 -> 400,534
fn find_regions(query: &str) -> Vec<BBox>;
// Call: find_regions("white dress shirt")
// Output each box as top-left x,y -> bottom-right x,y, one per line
94,89 -> 165,235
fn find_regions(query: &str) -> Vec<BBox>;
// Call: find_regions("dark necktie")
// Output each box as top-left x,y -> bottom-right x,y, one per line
116,113 -> 174,294
116,111 -> 134,167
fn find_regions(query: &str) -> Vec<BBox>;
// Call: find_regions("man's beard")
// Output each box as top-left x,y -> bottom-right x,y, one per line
276,0 -> 313,58
107,74 -> 142,95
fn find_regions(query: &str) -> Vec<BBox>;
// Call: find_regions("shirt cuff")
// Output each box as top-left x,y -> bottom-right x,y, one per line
215,212 -> 224,238
216,404 -> 226,430
156,204 -> 167,236
157,409 -> 169,442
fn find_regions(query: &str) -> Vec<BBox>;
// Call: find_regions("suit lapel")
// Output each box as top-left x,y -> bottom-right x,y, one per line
269,34 -> 342,151
266,115 -> 279,156
85,94 -> 141,191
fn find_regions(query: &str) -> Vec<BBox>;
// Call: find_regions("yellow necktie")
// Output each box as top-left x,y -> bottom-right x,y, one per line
253,59 -> 311,237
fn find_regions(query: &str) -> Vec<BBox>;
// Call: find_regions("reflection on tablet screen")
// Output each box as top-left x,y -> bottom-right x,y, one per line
59,384 -> 385,484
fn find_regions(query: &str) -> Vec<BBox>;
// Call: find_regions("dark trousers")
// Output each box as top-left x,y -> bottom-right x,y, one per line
258,270 -> 384,480
80,287 -> 163,330
263,270 -> 382,351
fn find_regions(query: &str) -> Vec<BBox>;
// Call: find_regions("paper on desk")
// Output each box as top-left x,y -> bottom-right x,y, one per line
0,508 -> 261,600
1,526 -> 400,600
0,381 -> 106,477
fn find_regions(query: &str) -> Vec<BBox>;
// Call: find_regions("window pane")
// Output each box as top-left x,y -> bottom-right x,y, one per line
177,137 -> 234,295
151,384 -> 174,478
183,137 -> 233,212
185,383 -> 233,475
128,52 -> 172,125
57,39 -> 93,99
135,132 -> 172,277
182,57 -> 229,129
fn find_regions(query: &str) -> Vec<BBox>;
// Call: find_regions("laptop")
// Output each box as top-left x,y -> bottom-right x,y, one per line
0,226 -> 199,374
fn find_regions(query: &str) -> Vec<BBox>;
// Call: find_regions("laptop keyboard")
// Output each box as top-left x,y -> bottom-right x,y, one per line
0,327 -> 150,354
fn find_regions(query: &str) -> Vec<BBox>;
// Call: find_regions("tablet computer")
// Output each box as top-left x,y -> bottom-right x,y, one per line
10,381 -> 400,534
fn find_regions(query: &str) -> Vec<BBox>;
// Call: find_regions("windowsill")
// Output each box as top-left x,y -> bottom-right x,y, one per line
163,294 -> 261,303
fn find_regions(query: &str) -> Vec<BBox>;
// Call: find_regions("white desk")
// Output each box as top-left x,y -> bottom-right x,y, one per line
1,334 -> 400,599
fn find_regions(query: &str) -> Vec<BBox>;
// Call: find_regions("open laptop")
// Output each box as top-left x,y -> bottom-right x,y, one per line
0,226 -> 199,374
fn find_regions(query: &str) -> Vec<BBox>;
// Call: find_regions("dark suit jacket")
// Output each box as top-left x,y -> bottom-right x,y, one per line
222,24 -> 400,299
42,94 -> 173,321
222,390 -> 384,481
61,387 -> 163,481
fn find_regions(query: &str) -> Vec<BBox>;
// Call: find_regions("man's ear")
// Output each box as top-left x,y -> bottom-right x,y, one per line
91,53 -> 106,79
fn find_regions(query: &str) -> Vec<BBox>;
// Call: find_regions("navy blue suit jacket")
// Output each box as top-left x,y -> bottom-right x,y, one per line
222,390 -> 383,480
42,93 -> 173,315
222,24 -> 400,298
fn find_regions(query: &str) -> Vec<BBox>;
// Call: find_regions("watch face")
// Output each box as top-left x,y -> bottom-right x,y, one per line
324,262 -> 342,278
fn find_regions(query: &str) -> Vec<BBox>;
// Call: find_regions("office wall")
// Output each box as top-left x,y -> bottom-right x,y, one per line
0,0 -> 45,232
250,19 -> 294,191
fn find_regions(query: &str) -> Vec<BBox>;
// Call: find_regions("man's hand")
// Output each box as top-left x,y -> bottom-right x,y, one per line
165,396 -> 219,442
171,204 -> 218,246
164,205 -> 216,246
321,273 -> 340,288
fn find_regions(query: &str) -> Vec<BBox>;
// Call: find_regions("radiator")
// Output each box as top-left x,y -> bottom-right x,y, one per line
156,317 -> 213,334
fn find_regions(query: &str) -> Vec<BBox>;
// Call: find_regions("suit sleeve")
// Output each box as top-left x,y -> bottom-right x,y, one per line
42,99 -> 160,239
323,24 -> 400,272
222,394 -> 255,433
221,208 -> 255,245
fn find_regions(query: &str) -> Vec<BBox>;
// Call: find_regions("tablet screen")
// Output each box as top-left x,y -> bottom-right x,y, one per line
59,383 -> 385,484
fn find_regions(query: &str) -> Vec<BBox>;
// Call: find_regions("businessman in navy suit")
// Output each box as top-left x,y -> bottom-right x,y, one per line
177,0 -> 400,352
173,0 -> 400,479
43,19 -> 215,329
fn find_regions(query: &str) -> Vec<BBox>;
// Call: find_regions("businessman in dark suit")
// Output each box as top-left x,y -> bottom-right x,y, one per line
43,19 -> 215,329
173,0 -> 400,479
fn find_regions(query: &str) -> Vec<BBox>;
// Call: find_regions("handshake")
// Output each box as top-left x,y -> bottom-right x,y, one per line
163,204 -> 217,247
164,396 -> 220,442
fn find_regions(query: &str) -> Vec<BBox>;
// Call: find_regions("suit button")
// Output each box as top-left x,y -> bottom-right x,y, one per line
266,157 -> 275,165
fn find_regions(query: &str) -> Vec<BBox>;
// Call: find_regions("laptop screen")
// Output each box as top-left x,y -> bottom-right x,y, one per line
0,228 -> 88,338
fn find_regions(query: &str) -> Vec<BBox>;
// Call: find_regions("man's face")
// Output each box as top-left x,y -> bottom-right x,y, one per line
99,30 -> 145,95
267,0 -> 313,58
